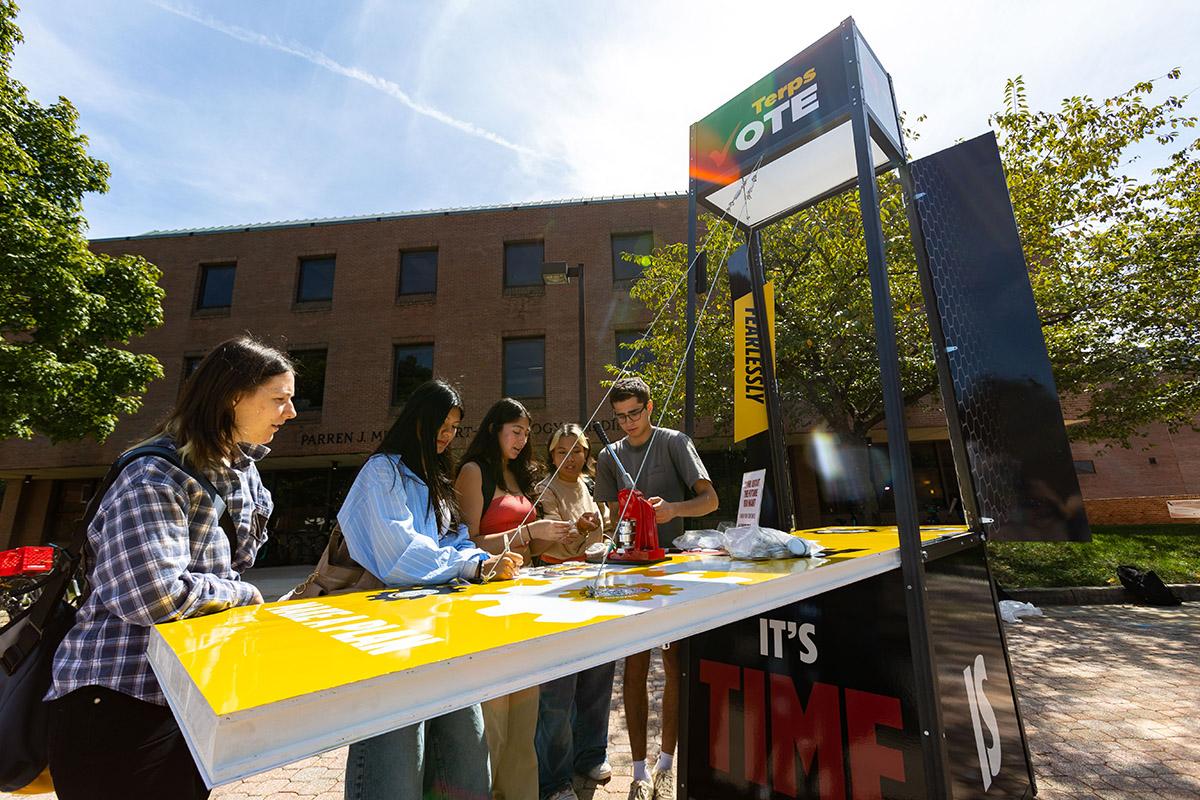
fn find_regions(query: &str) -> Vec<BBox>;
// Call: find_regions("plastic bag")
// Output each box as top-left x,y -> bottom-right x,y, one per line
997,600 -> 1043,624
721,525 -> 823,560
672,530 -> 727,551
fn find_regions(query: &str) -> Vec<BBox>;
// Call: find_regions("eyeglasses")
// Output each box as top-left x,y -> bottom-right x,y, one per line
613,405 -> 647,424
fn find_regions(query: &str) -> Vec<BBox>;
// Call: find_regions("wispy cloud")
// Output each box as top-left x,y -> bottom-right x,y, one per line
150,1 -> 556,163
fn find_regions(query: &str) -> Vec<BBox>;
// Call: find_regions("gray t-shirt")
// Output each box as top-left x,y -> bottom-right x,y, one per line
595,427 -> 711,541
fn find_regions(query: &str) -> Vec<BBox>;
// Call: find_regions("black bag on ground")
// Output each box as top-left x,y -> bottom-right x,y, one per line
1116,564 -> 1183,607
0,443 -> 232,792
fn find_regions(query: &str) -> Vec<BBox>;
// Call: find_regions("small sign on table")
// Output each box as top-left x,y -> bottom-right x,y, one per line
737,469 -> 767,527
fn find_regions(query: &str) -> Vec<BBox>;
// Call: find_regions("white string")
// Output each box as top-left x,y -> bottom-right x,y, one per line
607,154 -> 766,540
481,157 -> 765,580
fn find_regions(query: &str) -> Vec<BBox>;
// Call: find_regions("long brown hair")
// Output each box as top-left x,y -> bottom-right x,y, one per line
156,336 -> 293,470
460,398 -> 541,501
375,380 -> 464,535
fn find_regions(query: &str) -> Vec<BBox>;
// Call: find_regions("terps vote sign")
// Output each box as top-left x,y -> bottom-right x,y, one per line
691,26 -> 849,192
691,18 -> 903,229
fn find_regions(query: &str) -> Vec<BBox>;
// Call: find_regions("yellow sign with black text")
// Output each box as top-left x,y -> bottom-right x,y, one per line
733,282 -> 776,443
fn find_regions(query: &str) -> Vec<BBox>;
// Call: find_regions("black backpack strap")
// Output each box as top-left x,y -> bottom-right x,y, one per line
3,444 -> 232,675
479,464 -> 497,519
124,445 -> 238,556
69,445 -> 236,578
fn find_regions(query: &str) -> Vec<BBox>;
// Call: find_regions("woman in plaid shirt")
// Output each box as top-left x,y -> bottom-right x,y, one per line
44,337 -> 297,800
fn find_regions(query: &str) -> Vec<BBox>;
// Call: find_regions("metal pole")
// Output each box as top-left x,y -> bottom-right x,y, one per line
746,228 -> 796,531
576,264 -> 587,423
842,19 -> 952,798
685,182 -> 698,437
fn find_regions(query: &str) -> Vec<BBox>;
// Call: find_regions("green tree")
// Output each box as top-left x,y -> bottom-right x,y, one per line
617,72 -> 1200,487
0,1 -> 163,442
996,72 -> 1200,445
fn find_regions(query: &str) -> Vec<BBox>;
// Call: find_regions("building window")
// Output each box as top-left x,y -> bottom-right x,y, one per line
181,357 -> 202,381
1074,460 -> 1096,474
289,349 -> 328,412
612,232 -> 653,281
297,256 -> 336,303
178,355 -> 205,396
503,337 -> 545,398
399,249 -> 438,295
615,330 -> 654,373
504,241 -> 545,288
197,263 -> 235,309
392,344 -> 434,405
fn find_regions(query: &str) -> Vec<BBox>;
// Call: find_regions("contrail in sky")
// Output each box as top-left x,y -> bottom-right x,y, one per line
152,2 -> 551,162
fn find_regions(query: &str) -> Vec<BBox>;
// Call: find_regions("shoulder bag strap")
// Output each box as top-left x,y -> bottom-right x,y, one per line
118,445 -> 237,556
2,444 -> 225,674
480,464 -> 497,518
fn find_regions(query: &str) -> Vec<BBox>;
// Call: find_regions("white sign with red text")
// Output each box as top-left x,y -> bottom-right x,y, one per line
737,469 -> 768,527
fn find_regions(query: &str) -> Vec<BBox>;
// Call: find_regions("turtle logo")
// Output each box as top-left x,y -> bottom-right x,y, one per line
368,585 -> 464,602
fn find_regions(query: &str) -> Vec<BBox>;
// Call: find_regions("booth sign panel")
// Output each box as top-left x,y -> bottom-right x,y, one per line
690,19 -> 900,229
726,245 -> 782,526
909,132 -> 1089,542
684,541 -> 1032,799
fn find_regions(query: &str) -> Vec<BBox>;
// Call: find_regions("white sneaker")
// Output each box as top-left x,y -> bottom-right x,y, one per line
583,759 -> 612,782
651,767 -> 676,800
546,788 -> 579,800
627,778 -> 653,800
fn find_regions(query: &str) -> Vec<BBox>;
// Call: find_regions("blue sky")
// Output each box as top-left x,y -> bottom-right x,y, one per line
12,0 -> 1200,239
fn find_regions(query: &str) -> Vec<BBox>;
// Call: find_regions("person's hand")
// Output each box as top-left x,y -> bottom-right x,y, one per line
575,512 -> 601,533
481,551 -> 523,581
561,525 -> 587,552
648,496 -> 677,524
246,585 -> 264,605
526,519 -> 572,541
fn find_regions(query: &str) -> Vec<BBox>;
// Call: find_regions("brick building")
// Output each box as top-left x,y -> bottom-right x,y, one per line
0,194 -> 1195,560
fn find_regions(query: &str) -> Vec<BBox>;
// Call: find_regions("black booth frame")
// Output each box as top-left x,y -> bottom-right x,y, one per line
682,17 -> 995,799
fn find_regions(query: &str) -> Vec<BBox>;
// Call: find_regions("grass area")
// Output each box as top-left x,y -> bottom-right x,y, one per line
988,524 -> 1200,588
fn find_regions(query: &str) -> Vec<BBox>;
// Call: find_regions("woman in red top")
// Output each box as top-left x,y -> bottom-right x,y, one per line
456,398 -> 572,800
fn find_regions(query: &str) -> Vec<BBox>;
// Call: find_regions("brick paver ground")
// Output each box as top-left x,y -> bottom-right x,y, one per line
1005,604 -> 1200,799
7,604 -> 1197,799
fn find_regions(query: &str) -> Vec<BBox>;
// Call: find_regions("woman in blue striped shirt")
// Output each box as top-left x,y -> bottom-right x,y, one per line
339,380 -> 522,800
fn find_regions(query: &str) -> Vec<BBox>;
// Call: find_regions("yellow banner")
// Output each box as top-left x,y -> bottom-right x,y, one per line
733,281 -> 776,443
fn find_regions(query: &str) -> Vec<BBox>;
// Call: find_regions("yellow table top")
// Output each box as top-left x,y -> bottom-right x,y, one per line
154,526 -> 967,717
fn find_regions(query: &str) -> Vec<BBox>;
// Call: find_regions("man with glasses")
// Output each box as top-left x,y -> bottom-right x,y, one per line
595,377 -> 718,800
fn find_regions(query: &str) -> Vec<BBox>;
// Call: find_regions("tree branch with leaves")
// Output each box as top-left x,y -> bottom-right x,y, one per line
1,1 -> 164,442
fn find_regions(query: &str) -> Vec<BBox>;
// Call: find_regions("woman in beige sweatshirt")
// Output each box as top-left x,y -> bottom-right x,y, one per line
534,424 -> 611,564
534,424 -> 617,800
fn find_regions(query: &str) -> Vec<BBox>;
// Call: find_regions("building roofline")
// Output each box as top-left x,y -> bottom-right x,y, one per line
90,192 -> 689,243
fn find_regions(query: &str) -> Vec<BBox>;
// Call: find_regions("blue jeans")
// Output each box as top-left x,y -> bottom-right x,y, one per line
535,661 -> 616,798
345,704 -> 491,800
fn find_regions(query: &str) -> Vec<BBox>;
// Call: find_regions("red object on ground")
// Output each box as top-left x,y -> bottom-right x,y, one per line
609,488 -> 666,562
0,546 -> 55,577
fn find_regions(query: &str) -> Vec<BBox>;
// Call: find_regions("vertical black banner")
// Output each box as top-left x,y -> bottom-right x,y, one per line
909,132 -> 1089,542
727,244 -> 781,528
